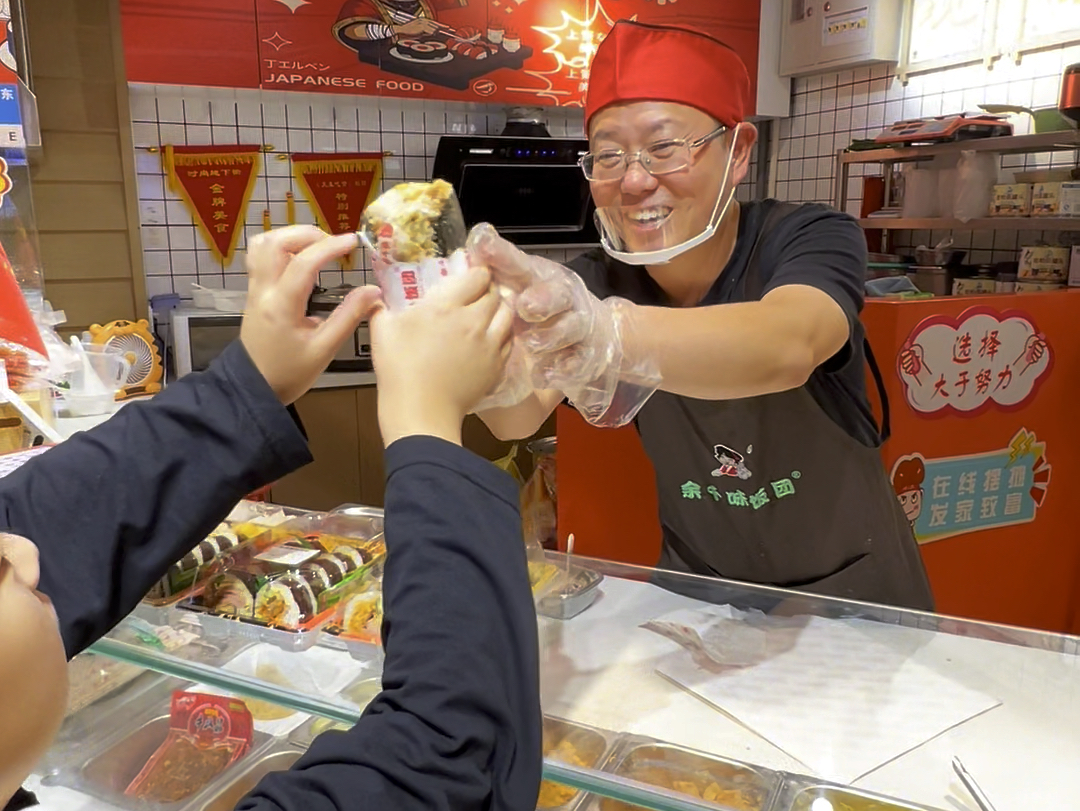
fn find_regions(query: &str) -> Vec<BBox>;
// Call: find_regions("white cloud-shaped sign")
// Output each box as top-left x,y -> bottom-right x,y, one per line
897,308 -> 1052,416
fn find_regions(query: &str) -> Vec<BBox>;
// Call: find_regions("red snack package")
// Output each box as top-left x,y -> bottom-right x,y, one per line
0,241 -> 46,357
0,241 -> 47,392
125,691 -> 254,803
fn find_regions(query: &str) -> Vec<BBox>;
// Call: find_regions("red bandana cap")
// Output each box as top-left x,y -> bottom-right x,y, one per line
585,20 -> 751,133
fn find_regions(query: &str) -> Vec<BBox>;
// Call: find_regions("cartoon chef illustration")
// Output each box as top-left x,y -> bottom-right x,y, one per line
333,0 -> 467,43
711,445 -> 752,481
891,455 -> 926,526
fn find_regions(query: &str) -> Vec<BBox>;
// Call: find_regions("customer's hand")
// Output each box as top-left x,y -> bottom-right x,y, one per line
241,226 -> 381,405
372,266 -> 514,447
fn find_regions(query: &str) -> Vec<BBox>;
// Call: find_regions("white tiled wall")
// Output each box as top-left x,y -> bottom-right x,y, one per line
131,85 -> 592,300
130,83 -> 760,301
774,43 -> 1080,265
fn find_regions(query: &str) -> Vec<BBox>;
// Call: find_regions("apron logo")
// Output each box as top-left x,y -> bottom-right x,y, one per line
680,473 -> 800,510
710,444 -> 752,480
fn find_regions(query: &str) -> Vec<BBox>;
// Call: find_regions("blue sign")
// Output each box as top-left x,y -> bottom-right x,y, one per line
0,83 -> 20,126
893,429 -> 1051,544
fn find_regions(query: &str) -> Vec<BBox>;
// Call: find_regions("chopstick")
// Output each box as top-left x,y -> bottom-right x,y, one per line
952,757 -> 997,811
385,10 -> 475,45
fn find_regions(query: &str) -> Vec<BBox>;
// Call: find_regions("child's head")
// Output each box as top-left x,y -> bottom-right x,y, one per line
0,533 -> 69,803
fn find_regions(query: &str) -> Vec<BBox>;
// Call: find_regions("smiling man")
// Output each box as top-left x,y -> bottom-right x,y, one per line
474,20 -> 934,610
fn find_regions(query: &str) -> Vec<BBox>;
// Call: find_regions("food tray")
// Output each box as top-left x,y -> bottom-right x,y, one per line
41,672 -> 181,778
139,524 -> 275,613
46,690 -> 275,811
199,743 -> 306,811
538,566 -> 604,620
182,608 -> 329,653
776,777 -> 946,811
285,672 -> 381,748
592,739 -> 781,811
539,716 -> 618,811
178,527 -> 384,648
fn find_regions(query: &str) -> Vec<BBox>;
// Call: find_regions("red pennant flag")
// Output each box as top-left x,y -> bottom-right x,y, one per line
291,153 -> 384,236
163,145 -> 262,264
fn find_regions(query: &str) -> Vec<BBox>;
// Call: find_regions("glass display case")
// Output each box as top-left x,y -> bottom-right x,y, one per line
40,511 -> 1079,811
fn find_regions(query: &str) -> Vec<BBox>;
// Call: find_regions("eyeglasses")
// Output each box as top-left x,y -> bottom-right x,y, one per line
579,125 -> 728,182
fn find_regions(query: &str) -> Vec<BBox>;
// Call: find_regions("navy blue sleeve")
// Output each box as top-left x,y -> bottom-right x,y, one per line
0,340 -> 313,657
239,436 -> 542,811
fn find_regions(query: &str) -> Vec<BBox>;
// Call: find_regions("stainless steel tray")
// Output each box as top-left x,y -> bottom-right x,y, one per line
773,776 -> 947,811
285,675 -> 381,749
538,567 -> 604,620
539,715 -> 618,811
198,742 -> 306,811
590,738 -> 781,811
69,713 -> 273,810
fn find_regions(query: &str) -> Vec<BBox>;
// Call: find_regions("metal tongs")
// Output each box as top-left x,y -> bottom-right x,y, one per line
952,757 -> 997,811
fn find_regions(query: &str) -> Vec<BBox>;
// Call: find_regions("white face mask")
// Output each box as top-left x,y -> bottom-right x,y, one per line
594,123 -> 741,266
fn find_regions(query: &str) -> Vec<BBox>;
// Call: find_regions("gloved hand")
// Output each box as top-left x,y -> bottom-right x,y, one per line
467,224 -> 661,427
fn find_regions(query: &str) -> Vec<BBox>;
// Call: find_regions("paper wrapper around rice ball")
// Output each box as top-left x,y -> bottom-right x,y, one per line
359,180 -> 470,311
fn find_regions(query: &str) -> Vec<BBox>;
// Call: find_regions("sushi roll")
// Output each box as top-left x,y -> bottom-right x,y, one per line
209,530 -> 241,555
300,557 -> 345,604
342,591 -> 382,637
203,571 -> 263,618
254,574 -> 317,628
334,545 -> 367,573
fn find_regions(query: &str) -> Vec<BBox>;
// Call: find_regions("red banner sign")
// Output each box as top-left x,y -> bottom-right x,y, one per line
163,145 -> 262,264
291,152 -> 383,235
120,1 -> 760,111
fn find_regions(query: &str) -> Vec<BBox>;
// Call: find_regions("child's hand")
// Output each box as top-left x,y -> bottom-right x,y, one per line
372,267 -> 514,447
241,226 -> 381,404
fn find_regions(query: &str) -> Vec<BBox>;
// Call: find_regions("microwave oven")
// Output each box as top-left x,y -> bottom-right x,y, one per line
171,308 -> 243,378
171,306 -> 372,379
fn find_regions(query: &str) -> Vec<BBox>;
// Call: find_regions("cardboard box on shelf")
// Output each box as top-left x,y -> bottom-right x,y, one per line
1032,182 -> 1062,216
1059,182 -> 1080,217
1069,246 -> 1080,288
1019,246 -> 1070,281
991,183 -> 1032,216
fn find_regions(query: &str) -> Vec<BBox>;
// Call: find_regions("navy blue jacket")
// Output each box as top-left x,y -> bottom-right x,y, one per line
0,341 -> 541,811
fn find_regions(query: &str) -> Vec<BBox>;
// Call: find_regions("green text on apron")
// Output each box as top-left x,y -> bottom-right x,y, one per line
637,204 -> 934,611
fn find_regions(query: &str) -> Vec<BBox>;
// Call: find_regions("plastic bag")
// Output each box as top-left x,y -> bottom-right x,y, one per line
521,438 -> 557,550
953,150 -> 999,222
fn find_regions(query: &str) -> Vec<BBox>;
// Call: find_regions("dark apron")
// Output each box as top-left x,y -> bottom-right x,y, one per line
638,204 -> 934,612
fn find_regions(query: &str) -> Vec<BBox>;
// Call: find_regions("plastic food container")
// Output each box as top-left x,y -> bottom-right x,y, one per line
539,717 -> 616,811
538,566 -> 604,621
781,782 -> 945,811
597,741 -> 780,811
70,712 -> 271,809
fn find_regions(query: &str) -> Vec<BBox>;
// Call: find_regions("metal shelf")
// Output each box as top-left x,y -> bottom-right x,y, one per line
858,217 -> 1080,231
840,130 -> 1080,165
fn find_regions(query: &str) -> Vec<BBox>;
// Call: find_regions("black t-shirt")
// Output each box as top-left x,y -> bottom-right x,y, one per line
568,199 -> 882,447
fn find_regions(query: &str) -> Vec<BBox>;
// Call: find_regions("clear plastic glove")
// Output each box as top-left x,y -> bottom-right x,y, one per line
467,223 -> 661,428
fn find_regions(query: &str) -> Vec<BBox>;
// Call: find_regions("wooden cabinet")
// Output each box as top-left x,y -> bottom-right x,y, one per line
270,386 -> 555,512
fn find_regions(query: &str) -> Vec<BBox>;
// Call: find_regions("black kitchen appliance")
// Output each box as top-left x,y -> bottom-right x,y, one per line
431,135 -> 599,249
